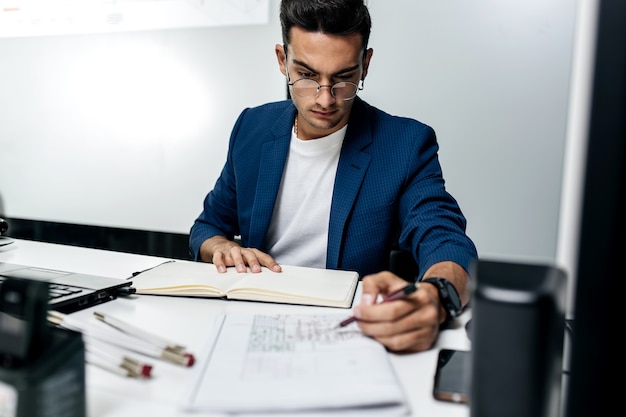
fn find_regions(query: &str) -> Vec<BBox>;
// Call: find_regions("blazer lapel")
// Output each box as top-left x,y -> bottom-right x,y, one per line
326,99 -> 373,269
248,106 -> 296,249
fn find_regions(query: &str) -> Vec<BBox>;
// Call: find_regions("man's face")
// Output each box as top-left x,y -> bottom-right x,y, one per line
276,26 -> 372,140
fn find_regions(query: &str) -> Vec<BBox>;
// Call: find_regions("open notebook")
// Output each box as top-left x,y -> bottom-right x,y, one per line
0,262 -> 134,313
130,260 -> 359,308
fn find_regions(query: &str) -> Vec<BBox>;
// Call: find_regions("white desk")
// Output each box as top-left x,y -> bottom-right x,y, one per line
0,239 -> 471,417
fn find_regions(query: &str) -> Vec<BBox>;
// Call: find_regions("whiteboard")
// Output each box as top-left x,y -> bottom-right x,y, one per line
0,0 -> 578,264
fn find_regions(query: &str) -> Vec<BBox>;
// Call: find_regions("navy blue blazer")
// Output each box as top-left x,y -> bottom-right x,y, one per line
189,97 -> 477,278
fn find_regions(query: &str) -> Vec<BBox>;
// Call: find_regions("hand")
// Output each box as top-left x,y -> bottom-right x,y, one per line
199,236 -> 282,274
353,271 -> 442,352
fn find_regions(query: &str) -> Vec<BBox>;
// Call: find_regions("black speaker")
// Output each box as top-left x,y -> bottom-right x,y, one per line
469,259 -> 567,417
0,277 -> 50,367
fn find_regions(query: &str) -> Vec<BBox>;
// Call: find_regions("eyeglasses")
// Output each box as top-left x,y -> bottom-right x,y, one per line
288,78 -> 362,100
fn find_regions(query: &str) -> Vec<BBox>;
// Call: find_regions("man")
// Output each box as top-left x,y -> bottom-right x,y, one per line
189,0 -> 477,352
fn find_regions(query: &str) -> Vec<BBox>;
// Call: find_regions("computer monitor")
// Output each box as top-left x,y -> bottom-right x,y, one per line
563,1 -> 624,416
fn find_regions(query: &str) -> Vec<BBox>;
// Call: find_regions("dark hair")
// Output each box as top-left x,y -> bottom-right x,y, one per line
280,0 -> 372,52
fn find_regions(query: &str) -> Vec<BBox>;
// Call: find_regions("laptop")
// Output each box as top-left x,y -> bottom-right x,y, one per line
0,262 -> 135,314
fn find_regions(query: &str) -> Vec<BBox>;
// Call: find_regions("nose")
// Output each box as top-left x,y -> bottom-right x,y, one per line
316,85 -> 336,106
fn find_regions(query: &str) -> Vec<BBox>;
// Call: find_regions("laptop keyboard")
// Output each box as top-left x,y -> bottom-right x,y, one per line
47,283 -> 87,300
0,277 -> 87,301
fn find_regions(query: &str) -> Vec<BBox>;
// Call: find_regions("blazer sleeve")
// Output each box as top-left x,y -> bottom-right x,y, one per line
188,109 -> 249,260
396,123 -> 477,277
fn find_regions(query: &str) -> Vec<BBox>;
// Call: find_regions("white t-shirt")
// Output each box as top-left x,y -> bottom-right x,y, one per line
266,125 -> 346,268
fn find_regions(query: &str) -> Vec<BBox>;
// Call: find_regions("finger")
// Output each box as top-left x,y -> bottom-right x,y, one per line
240,248 -> 262,273
354,280 -> 422,323
212,251 -> 228,273
253,250 -> 282,272
357,295 -> 439,338
361,271 -> 408,298
356,297 -> 416,325
373,326 -> 438,353
357,309 -> 426,346
229,246 -> 247,273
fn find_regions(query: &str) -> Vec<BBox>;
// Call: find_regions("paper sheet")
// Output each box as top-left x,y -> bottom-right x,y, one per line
180,313 -> 409,415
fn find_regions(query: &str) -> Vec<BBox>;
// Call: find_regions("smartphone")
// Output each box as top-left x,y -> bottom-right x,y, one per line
432,348 -> 471,404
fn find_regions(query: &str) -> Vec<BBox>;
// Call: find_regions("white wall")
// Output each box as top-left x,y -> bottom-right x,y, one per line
0,0 -> 578,264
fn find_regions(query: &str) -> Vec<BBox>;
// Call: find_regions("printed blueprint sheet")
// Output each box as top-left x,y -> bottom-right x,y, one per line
181,313 -> 410,415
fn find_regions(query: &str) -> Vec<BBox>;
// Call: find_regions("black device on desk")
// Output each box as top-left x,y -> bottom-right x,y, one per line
0,276 -> 86,417
433,348 -> 471,404
469,259 -> 566,417
0,277 -> 50,367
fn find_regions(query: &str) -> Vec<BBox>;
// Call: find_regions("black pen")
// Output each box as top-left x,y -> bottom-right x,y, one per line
336,282 -> 419,328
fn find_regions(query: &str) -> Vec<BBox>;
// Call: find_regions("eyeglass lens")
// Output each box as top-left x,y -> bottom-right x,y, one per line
291,79 -> 358,100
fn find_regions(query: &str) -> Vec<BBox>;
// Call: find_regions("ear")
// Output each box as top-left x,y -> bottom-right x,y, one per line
275,44 -> 288,77
361,48 -> 374,81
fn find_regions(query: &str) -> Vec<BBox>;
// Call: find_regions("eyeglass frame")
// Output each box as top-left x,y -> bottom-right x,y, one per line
287,78 -> 362,101
283,46 -> 364,101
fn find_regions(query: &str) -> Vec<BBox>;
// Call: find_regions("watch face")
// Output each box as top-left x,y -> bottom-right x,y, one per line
424,278 -> 462,318
440,280 -> 462,317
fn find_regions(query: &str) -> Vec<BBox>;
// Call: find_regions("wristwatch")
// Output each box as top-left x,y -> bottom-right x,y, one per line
420,278 -> 463,328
